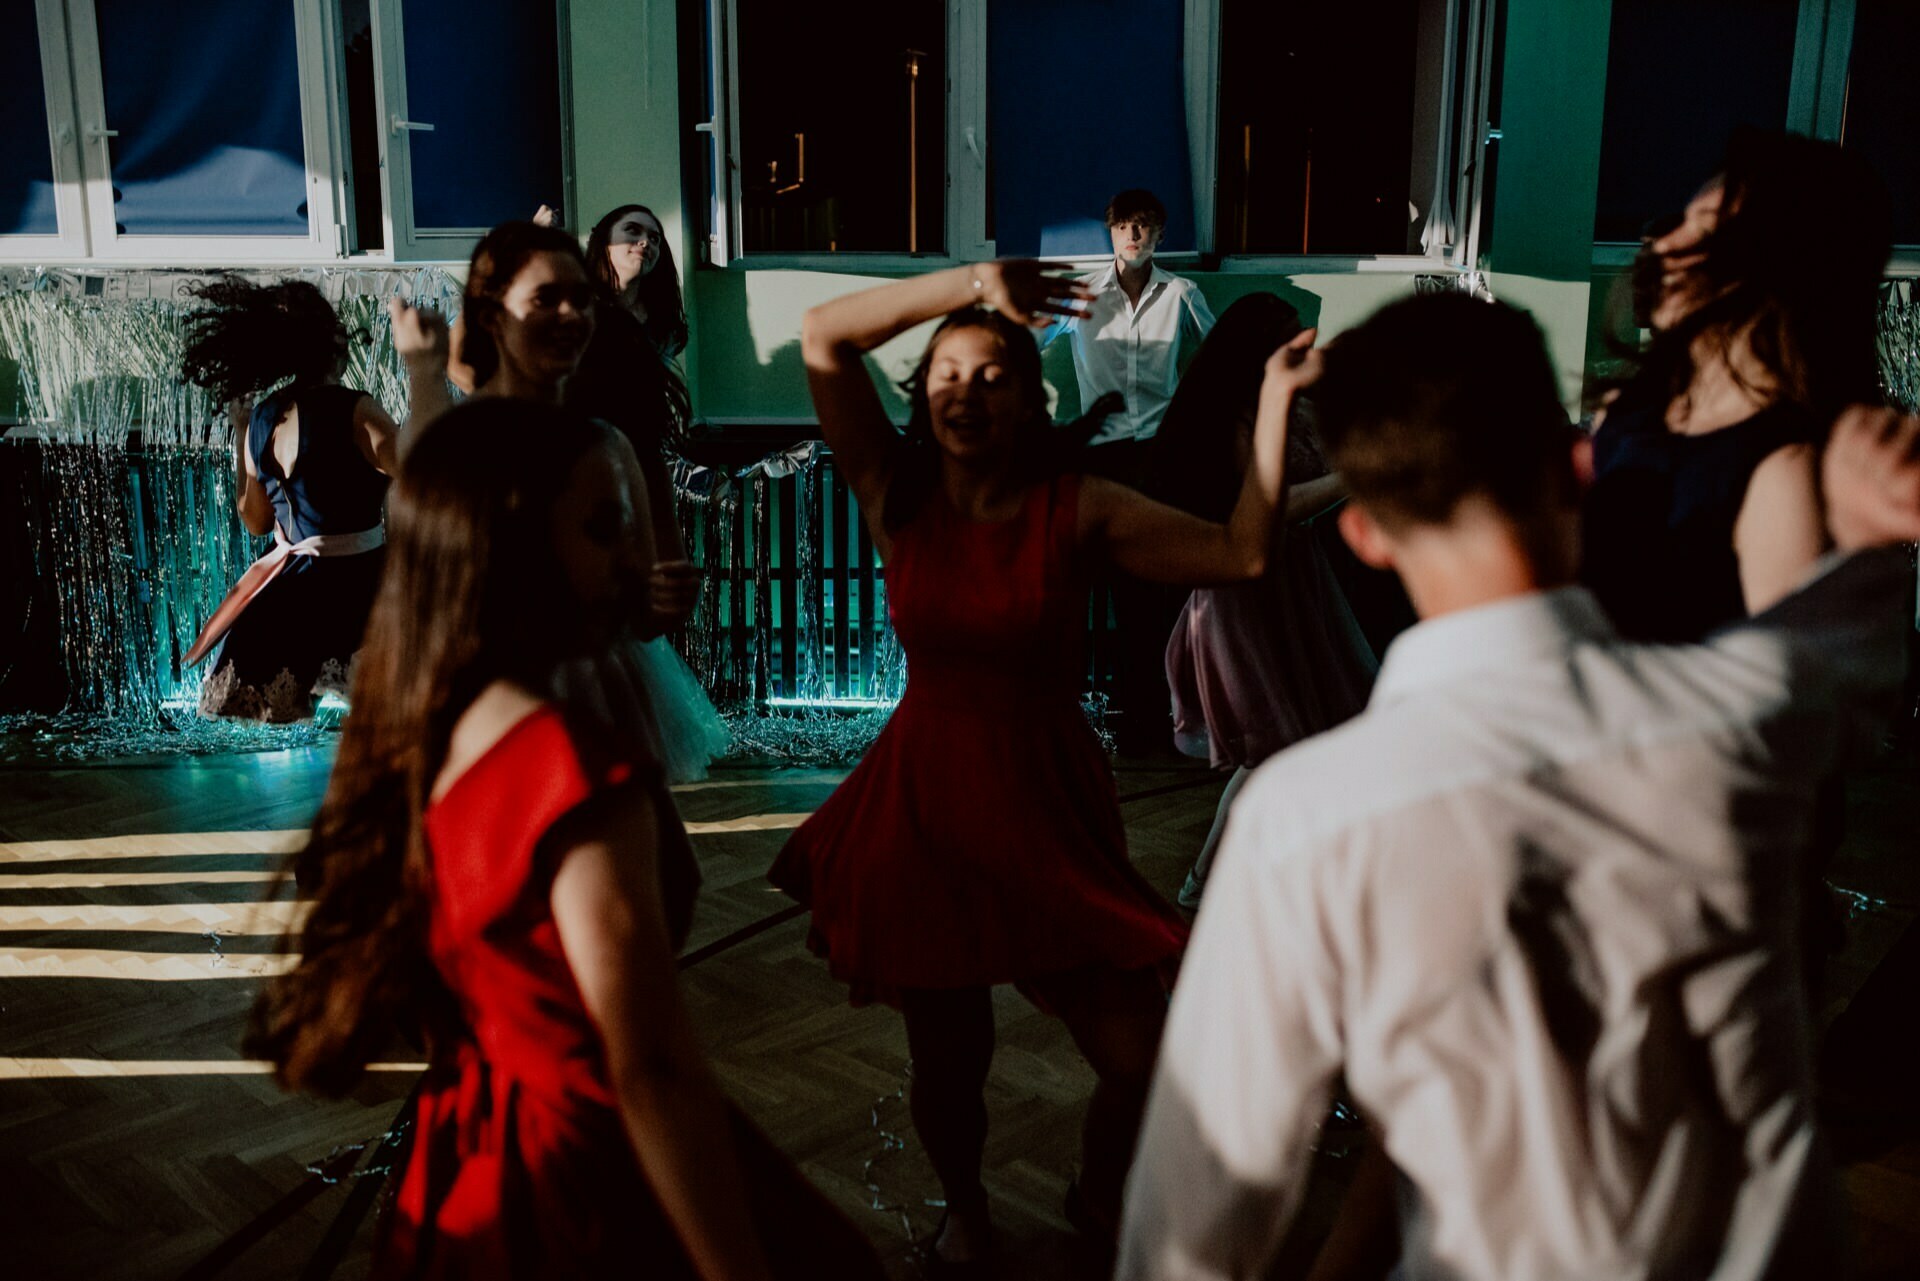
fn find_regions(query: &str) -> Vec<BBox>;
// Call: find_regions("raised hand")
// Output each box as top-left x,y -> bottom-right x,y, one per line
387,297 -> 450,371
650,559 -> 701,630
532,204 -> 559,228
1260,327 -> 1323,404
1823,405 -> 1920,551
974,260 -> 1093,328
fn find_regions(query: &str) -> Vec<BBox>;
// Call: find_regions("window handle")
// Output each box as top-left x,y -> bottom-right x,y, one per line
964,126 -> 984,168
390,116 -> 435,133
85,123 -> 119,140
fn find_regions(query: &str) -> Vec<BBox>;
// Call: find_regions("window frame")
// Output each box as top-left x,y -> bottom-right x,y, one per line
369,0 -> 578,263
0,0 -> 93,260
59,0 -> 345,263
702,0 -> 1494,274
0,0 -> 575,267
703,0 -> 988,270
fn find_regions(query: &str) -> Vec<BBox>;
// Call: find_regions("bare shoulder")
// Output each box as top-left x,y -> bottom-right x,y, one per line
432,681 -> 550,804
1743,440 -> 1820,508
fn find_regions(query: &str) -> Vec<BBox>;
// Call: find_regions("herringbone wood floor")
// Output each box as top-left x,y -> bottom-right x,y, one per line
2,742 -> 1915,1279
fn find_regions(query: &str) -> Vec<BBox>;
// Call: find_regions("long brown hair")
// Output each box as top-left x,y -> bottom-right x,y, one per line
248,400 -> 612,1095
585,203 -> 688,357
1609,129 -> 1892,425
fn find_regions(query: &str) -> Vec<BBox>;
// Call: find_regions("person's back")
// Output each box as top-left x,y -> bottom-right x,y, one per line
1118,292 -> 1919,1281
1197,583 -> 1861,1278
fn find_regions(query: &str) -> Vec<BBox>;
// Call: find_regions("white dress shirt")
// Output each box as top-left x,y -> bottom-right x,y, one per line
1044,261 -> 1215,446
1118,552 -> 1909,1281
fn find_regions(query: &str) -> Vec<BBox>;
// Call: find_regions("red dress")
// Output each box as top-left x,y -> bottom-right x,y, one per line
770,474 -> 1188,1006
381,706 -> 882,1280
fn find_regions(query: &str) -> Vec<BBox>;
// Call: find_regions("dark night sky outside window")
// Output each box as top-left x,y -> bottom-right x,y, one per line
1594,0 -> 1799,242
1216,0 -> 1422,256
737,0 -> 946,254
1841,0 -> 1920,247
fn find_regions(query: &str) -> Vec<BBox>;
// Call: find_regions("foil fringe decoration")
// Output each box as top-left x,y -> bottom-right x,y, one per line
0,268 -> 455,759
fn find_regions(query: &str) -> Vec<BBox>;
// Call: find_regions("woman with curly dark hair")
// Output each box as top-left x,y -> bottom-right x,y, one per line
583,202 -> 688,359
180,277 -> 445,723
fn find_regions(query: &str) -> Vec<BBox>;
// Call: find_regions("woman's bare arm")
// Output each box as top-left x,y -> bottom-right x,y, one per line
231,397 -> 275,536
552,790 -> 772,1281
1082,330 -> 1317,585
1734,441 -> 1827,614
801,261 -> 1090,552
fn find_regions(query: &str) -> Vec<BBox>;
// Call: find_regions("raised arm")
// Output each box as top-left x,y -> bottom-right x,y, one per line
387,297 -> 454,449
553,788 -> 773,1281
800,261 -> 1090,533
1081,329 -> 1318,584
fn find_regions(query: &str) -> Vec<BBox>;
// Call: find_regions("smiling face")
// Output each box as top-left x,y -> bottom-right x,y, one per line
605,210 -> 665,290
922,324 -> 1038,467
485,249 -> 595,392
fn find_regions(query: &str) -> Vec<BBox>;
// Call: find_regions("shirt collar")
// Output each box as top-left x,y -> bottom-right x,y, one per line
1369,586 -> 1616,708
1091,260 -> 1172,297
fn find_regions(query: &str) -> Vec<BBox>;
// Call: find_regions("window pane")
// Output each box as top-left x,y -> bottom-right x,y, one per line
95,0 -> 309,236
402,0 -> 564,230
1,5 -> 58,236
1593,0 -> 1799,242
1842,0 -> 1920,247
1217,0 -> 1426,256
737,0 -> 945,254
989,0 -> 1194,257
340,0 -> 384,251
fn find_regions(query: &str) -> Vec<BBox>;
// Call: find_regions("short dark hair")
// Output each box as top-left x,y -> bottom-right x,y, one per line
1105,189 -> 1167,231
1315,293 -> 1575,529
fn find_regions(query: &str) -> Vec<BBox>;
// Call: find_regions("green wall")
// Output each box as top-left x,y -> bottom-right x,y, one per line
570,0 -> 1618,425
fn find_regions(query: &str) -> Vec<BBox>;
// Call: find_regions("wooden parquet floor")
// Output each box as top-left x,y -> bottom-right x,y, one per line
3,741 -> 1917,1280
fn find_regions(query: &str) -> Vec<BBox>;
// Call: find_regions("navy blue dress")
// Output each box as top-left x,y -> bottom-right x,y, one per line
1580,398 -> 1816,643
198,384 -> 389,722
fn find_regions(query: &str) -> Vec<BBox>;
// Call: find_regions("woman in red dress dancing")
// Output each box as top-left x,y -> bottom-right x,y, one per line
251,399 -> 881,1280
770,261 -> 1314,1264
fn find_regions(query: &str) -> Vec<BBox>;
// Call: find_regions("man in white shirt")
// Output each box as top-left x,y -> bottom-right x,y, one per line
1117,292 -> 1920,1281
1045,188 -> 1217,452
1044,189 -> 1216,751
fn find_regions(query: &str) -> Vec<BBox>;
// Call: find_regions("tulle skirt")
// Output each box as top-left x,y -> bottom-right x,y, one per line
1167,535 -> 1377,770
555,637 -> 730,784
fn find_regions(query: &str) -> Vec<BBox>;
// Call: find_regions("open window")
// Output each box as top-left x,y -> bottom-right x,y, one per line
698,0 -> 1494,270
368,0 -> 573,261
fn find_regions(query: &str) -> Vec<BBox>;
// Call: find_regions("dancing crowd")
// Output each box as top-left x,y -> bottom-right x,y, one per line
176,128 -> 1920,1279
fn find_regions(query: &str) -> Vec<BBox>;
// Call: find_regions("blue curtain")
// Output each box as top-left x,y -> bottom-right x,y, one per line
988,0 -> 1195,257
95,0 -> 309,236
3,5 -> 61,236
403,0 -> 564,229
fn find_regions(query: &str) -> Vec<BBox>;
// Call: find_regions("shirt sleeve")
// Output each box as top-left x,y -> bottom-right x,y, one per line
1184,282 -> 1217,343
1116,782 -> 1346,1281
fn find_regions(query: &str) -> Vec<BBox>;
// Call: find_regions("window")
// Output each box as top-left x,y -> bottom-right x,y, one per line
734,0 -> 945,254
699,0 -> 1494,268
1840,0 -> 1920,248
1,1 -> 572,264
1217,0 -> 1438,257
1594,0 -> 1801,243
1594,0 -> 1915,256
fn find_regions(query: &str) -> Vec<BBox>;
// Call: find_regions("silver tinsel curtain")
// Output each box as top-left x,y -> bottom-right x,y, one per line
6,270 -> 1915,760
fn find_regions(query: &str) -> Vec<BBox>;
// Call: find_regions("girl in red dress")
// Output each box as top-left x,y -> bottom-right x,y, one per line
251,399 -> 881,1280
769,261 -> 1316,1264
